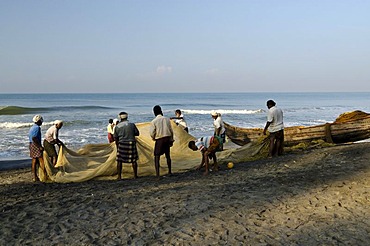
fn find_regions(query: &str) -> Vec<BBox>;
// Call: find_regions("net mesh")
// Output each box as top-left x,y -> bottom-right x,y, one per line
38,122 -> 270,183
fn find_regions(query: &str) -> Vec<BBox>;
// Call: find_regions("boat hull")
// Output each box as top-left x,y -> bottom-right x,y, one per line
225,111 -> 370,146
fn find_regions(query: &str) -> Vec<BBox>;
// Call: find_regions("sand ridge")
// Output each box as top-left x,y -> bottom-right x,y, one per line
0,142 -> 369,245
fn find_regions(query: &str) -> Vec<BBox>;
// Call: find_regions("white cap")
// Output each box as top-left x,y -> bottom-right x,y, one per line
32,115 -> 43,123
211,111 -> 218,117
118,111 -> 128,120
54,120 -> 63,125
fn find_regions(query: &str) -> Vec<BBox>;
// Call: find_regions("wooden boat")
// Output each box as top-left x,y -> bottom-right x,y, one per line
224,110 -> 370,146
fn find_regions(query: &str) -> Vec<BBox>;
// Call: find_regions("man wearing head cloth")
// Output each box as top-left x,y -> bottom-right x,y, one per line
114,112 -> 140,180
149,105 -> 174,179
28,115 -> 47,181
44,120 -> 64,166
211,111 -> 225,150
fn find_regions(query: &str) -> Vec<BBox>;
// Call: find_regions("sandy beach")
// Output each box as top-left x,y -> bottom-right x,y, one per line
0,142 -> 369,245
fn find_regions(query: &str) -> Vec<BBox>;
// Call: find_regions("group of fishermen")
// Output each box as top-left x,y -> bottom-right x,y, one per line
28,100 -> 283,182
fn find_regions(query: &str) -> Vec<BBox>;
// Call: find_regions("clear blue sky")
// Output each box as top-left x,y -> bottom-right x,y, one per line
1,0 -> 370,93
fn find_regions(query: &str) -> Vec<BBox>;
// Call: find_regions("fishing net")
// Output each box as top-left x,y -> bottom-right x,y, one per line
38,122 -> 270,183
334,110 -> 370,123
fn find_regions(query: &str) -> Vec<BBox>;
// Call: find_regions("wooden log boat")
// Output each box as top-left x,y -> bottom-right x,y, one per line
224,110 -> 370,146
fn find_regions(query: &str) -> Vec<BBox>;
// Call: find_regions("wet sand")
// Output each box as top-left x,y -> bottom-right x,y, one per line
0,142 -> 369,245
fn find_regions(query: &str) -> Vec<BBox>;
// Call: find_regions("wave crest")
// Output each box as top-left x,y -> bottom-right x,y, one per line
182,109 -> 264,115
0,105 -> 113,115
0,106 -> 48,115
0,121 -> 56,129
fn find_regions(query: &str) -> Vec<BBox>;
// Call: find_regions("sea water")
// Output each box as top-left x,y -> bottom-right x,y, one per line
1,92 -> 370,162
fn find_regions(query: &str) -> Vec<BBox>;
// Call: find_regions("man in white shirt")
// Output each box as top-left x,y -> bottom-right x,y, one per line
44,120 -> 64,166
170,109 -> 188,133
211,111 -> 225,150
150,105 -> 174,179
263,100 -> 284,157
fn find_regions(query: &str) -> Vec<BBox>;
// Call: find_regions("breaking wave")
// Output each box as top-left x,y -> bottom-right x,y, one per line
0,105 -> 113,115
182,109 -> 264,115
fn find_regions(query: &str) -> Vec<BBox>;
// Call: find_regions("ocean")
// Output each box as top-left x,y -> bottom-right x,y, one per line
1,92 -> 370,163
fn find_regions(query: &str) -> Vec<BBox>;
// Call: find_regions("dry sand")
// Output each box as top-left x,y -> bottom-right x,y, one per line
0,142 -> 369,245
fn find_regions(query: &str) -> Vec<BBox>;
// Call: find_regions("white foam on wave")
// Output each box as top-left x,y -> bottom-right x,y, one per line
0,122 -> 33,129
0,121 -> 56,129
182,109 -> 264,115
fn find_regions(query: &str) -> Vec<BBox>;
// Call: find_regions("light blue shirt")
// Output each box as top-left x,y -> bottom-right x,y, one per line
195,136 -> 213,151
29,124 -> 41,143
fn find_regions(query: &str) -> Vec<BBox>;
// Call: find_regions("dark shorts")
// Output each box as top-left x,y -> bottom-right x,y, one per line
43,139 -> 57,157
117,141 -> 138,163
269,129 -> 284,142
29,142 -> 43,158
154,136 -> 172,156
220,132 -> 225,143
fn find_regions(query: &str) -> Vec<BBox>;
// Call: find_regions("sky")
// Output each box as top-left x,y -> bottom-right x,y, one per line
1,0 -> 370,93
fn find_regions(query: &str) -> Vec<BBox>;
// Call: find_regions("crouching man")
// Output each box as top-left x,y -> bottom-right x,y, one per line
188,136 -> 222,175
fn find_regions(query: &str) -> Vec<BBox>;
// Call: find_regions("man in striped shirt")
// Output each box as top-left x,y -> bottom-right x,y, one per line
188,136 -> 221,175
